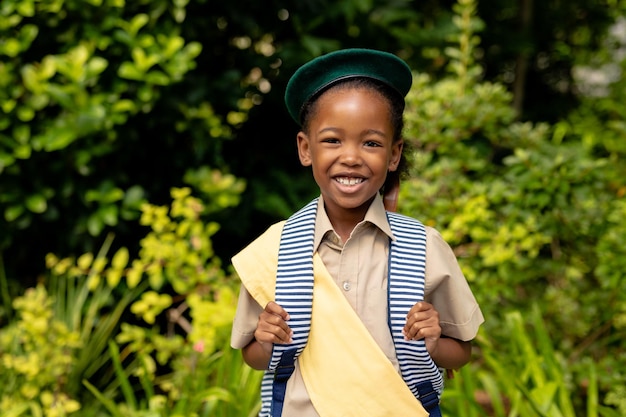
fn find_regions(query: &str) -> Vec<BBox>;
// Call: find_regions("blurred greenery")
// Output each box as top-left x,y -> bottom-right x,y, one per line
1,0 -> 625,415
399,0 -> 625,413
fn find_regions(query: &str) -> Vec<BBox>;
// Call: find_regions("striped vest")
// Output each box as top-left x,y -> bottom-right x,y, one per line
259,198 -> 444,416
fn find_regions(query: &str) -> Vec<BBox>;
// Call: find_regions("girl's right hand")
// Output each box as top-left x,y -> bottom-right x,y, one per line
254,301 -> 293,354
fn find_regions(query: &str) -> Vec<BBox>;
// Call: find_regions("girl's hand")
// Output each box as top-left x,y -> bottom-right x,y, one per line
254,301 -> 293,354
402,301 -> 442,355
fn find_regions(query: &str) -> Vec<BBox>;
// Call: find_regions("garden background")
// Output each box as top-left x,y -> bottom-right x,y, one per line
1,0 -> 625,415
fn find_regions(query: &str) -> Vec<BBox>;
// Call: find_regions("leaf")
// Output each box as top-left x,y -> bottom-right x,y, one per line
16,106 -> 35,122
83,379 -> 126,417
106,269 -> 122,288
118,61 -> 144,80
128,13 -> 150,37
21,64 -> 42,93
25,193 -> 47,213
13,144 -> 31,159
87,213 -> 104,236
131,47 -> 159,72
41,125 -> 78,151
112,99 -> 137,113
77,253 -> 94,270
108,340 -> 139,410
100,204 -> 119,226
126,260 -> 144,289
2,403 -> 30,417
145,70 -> 170,86
111,247 -> 129,270
4,205 -> 24,222
160,35 -> 185,58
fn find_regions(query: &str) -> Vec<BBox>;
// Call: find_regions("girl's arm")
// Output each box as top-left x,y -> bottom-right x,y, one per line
242,339 -> 272,370
429,336 -> 472,370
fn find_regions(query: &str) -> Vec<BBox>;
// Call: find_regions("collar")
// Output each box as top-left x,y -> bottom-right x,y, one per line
313,194 -> 395,251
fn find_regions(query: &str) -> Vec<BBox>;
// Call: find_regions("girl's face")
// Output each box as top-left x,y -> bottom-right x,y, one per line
297,87 -> 403,222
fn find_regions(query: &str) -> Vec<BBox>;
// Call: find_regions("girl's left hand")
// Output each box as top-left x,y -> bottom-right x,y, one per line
403,301 -> 442,355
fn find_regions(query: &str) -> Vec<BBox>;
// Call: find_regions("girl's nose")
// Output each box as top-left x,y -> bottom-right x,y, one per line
339,143 -> 362,166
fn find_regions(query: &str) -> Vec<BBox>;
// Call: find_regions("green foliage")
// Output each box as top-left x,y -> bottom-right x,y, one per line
84,185 -> 263,416
5,0 -> 614,288
45,238 -> 146,399
475,0 -> 626,121
84,337 -> 263,417
401,0 -> 625,413
0,285 -> 82,416
442,307 -> 622,417
0,234 -> 146,416
0,0 -> 202,219
0,0 -> 250,282
0,180 -> 255,416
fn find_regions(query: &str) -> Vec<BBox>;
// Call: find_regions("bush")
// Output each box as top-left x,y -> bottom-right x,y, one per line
400,0 -> 625,413
0,181 -> 261,416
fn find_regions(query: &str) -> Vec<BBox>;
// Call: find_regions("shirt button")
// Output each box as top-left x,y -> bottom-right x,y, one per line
342,281 -> 351,291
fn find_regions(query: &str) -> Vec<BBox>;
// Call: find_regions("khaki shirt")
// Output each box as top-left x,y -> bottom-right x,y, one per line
231,195 -> 484,417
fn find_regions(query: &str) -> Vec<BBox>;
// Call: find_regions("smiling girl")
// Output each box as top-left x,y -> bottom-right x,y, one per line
230,48 -> 484,417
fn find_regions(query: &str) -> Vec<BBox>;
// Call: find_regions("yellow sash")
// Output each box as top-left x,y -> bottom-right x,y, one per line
232,222 -> 428,417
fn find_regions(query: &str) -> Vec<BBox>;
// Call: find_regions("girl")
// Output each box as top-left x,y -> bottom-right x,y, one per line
231,48 -> 484,417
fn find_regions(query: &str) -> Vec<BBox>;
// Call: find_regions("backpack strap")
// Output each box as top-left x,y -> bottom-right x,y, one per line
265,198 -> 318,416
387,212 -> 444,407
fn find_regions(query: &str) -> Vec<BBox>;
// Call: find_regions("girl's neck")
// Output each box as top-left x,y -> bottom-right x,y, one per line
324,201 -> 372,243
331,221 -> 357,244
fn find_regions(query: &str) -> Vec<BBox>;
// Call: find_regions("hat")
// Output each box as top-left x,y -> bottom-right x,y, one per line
284,48 -> 413,125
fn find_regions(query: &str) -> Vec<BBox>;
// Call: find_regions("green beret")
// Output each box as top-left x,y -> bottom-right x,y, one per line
284,48 -> 412,125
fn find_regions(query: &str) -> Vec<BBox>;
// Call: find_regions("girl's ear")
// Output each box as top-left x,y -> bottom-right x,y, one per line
388,139 -> 403,171
297,132 -> 312,166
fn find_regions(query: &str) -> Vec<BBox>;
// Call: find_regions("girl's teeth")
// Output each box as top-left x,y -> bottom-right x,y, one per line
337,177 -> 363,185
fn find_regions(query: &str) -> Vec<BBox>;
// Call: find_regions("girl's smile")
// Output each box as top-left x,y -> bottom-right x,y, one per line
335,177 -> 364,186
296,86 -> 402,226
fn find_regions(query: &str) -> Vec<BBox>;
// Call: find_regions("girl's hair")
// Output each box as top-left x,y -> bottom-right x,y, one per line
300,77 -> 410,179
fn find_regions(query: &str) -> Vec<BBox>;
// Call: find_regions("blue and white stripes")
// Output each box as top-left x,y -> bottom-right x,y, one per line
270,199 -> 317,365
259,199 -> 318,417
387,212 -> 444,399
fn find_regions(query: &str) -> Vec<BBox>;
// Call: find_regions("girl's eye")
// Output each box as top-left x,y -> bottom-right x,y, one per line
364,140 -> 381,147
322,138 -> 340,144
